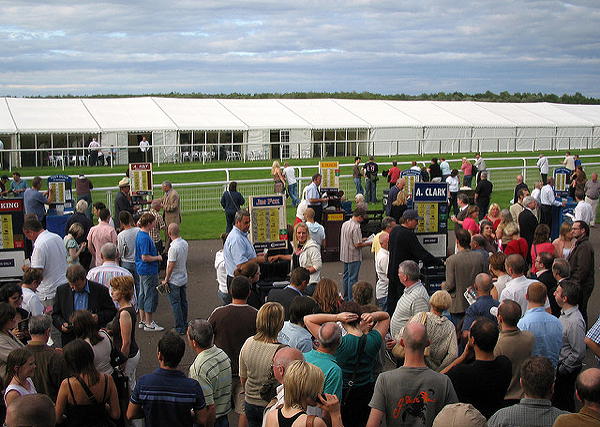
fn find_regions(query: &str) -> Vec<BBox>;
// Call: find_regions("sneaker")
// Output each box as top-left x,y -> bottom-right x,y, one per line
144,321 -> 165,332
138,322 -> 145,329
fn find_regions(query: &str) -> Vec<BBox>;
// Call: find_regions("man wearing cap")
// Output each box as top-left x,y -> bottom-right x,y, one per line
386,209 -> 440,317
114,177 -> 137,229
340,207 -> 372,300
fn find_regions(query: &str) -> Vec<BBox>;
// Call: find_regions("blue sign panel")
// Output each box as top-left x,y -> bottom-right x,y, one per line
413,182 -> 448,203
250,195 -> 285,208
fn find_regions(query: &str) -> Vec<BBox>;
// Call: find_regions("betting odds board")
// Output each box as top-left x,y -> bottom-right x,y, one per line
0,199 -> 25,279
553,167 -> 571,198
400,169 -> 422,203
319,161 -> 340,192
129,163 -> 153,195
413,182 -> 449,258
249,195 -> 288,251
48,175 -> 74,214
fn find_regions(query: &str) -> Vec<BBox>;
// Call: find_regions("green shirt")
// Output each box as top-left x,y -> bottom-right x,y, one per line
305,349 -> 343,399
189,345 -> 232,418
334,330 -> 382,387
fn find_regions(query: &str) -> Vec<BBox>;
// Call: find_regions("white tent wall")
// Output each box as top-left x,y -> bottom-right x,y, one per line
101,132 -> 129,165
0,99 -> 17,134
151,131 -> 177,163
424,127 -> 471,154
555,127 -> 591,150
472,127 -> 517,153
289,129 -> 311,158
514,127 -> 553,151
247,129 -> 268,154
554,104 -> 600,148
371,127 -> 421,155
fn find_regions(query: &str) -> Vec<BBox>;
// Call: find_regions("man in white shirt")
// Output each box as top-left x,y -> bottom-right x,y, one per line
162,223 -> 189,334
87,242 -> 134,307
540,177 -> 565,229
23,216 -> 67,308
563,151 -> 575,178
282,162 -> 300,207
21,268 -> 44,316
214,233 -> 229,305
305,173 -> 327,223
574,191 -> 594,225
537,154 -> 549,184
500,254 -> 550,316
139,136 -> 150,162
375,232 -> 390,311
88,138 -> 101,166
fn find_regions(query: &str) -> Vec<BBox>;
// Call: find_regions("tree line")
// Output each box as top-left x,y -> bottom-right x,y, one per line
20,90 -> 600,104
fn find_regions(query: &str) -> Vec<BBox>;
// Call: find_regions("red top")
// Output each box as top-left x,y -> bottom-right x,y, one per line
461,162 -> 473,176
463,217 -> 480,234
504,238 -> 529,259
530,242 -> 555,273
388,166 -> 401,184
484,215 -> 502,231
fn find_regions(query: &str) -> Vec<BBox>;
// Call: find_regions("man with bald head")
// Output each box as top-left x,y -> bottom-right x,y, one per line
162,223 -> 189,334
585,172 -> 600,226
263,347 -> 304,424
367,322 -> 457,427
461,273 -> 499,339
518,282 -> 563,368
554,368 -> 600,426
5,394 -> 56,427
305,322 -> 343,399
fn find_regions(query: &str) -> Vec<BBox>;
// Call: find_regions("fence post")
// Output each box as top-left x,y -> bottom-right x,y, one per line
522,158 -> 527,182
225,168 -> 230,183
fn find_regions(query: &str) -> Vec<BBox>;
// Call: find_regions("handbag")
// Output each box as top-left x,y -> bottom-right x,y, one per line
391,312 -> 431,359
101,329 -> 128,368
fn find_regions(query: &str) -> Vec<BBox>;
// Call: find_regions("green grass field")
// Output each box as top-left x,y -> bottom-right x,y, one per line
12,149 -> 600,239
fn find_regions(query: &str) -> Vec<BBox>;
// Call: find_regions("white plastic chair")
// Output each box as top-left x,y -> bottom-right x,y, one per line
181,151 -> 191,162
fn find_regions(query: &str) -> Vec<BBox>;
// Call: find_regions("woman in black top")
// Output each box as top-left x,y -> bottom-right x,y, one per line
55,339 -> 119,426
0,284 -> 30,344
109,276 -> 139,390
220,181 -> 245,233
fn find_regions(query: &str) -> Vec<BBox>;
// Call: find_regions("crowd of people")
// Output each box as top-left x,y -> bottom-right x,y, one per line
2,152 -> 600,427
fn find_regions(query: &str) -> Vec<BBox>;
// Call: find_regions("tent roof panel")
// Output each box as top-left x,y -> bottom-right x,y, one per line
332,99 -> 422,127
432,101 -> 517,128
475,102 -> 557,127
516,103 -> 593,127
151,97 -> 247,131
384,101 -> 472,127
0,99 -> 17,133
277,99 -> 370,129
6,98 -> 99,133
217,99 -> 311,129
82,97 -> 176,132
552,104 -> 600,126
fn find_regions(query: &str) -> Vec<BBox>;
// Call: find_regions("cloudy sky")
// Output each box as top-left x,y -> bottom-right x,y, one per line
1,1 -> 599,97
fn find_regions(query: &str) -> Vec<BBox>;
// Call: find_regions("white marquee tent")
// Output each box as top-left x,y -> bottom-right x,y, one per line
1,97 -> 599,166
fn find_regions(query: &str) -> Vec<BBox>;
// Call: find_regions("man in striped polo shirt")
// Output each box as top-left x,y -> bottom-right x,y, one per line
188,319 -> 232,427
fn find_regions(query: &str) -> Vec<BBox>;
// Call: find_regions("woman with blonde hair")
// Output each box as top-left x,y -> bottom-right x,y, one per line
268,222 -> 322,285
390,188 -> 408,222
484,203 -> 502,231
502,223 -> 528,259
409,290 -> 457,372
264,360 -> 342,427
239,302 -> 285,427
272,161 -> 285,194
64,222 -> 86,265
553,222 -> 576,258
312,278 -> 342,314
496,208 -> 515,249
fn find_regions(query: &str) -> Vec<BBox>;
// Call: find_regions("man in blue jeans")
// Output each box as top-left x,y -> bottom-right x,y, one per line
340,207 -> 372,300
353,156 -> 364,195
136,212 -> 164,332
162,223 -> 189,335
283,162 -> 300,207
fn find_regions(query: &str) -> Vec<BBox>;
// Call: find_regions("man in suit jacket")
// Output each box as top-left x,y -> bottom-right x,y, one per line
442,228 -> 486,325
267,267 -> 309,320
518,196 -> 539,262
455,193 -> 471,229
52,264 -> 117,346
568,221 -> 595,325
536,252 -> 560,317
386,210 -> 441,317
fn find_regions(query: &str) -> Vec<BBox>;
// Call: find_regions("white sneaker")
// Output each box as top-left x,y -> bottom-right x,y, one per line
138,322 -> 145,329
144,321 -> 165,332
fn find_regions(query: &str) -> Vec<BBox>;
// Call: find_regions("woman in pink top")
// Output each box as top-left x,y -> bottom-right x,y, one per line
530,224 -> 555,273
452,206 -> 480,235
461,157 -> 474,187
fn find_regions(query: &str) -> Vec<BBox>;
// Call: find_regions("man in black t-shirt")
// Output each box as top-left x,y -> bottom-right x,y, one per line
363,156 -> 379,203
444,317 -> 512,418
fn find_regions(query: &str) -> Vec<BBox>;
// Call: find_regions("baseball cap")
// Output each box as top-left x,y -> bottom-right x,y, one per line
432,403 -> 487,427
401,209 -> 423,221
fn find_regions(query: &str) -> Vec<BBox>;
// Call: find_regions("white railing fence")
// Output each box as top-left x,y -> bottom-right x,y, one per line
90,162 -> 600,214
